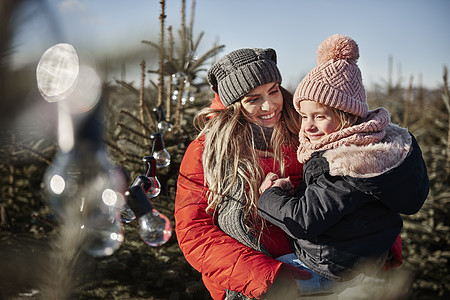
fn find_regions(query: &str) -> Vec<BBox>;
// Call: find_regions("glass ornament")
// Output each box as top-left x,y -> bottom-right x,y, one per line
138,209 -> 172,247
153,106 -> 173,134
44,105 -> 125,257
120,156 -> 161,223
157,121 -> 173,135
142,156 -> 161,198
38,43 -> 124,257
151,133 -> 170,168
125,186 -> 172,246
120,204 -> 136,223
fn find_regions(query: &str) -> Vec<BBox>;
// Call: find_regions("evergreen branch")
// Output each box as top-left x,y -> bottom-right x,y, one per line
123,157 -> 143,166
117,136 -> 148,154
104,140 -> 128,157
142,102 -> 157,129
442,66 -> 449,113
148,80 -> 158,90
119,110 -> 154,133
189,44 -> 225,72
116,122 -> 151,140
17,144 -> 52,165
114,79 -> 139,96
193,31 -> 204,51
141,40 -> 164,56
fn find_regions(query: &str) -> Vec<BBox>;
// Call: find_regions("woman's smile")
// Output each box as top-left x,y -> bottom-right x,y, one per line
260,111 -> 276,120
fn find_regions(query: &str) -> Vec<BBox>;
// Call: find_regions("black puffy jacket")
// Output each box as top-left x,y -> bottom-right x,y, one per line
258,132 -> 429,281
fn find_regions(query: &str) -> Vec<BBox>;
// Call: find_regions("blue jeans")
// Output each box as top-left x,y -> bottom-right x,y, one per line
276,253 -> 364,295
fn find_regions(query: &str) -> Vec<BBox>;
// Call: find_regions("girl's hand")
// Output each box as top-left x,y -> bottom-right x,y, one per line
272,177 -> 294,195
259,172 -> 279,194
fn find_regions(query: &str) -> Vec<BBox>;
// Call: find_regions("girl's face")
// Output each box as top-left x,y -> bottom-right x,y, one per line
240,82 -> 283,128
299,100 -> 340,142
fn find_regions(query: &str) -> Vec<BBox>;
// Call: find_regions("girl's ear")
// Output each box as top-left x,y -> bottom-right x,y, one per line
351,115 -> 360,126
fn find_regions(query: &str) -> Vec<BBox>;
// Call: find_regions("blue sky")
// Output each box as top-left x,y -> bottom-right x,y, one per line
12,0 -> 450,90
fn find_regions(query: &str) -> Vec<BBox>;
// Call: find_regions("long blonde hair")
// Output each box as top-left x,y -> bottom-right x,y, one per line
194,86 -> 300,231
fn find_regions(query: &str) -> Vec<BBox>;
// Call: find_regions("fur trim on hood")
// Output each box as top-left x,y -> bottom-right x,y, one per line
323,123 -> 412,178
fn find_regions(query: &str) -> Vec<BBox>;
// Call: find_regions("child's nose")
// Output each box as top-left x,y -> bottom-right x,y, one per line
304,119 -> 316,131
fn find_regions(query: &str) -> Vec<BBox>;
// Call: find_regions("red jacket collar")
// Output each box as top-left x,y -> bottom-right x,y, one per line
210,93 -> 225,110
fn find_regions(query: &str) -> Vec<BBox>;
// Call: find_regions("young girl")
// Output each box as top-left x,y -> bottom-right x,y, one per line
257,34 -> 429,295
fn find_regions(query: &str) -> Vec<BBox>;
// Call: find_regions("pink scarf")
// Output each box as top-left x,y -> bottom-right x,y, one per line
297,108 -> 391,163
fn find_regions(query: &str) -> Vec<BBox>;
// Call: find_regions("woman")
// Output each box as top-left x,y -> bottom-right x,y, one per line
175,48 -> 310,299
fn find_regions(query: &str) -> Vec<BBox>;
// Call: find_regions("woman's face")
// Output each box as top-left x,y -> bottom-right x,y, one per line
240,82 -> 283,128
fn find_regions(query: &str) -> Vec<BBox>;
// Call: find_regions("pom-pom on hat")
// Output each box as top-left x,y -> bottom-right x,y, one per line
294,34 -> 368,118
207,48 -> 282,107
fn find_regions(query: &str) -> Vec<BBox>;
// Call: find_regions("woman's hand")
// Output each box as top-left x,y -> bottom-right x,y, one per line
263,263 -> 311,299
260,172 -> 294,195
259,172 -> 279,194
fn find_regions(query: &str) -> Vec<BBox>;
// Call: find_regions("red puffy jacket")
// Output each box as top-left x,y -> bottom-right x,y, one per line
175,136 -> 303,299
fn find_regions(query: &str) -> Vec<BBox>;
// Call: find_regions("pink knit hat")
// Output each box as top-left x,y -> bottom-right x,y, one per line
294,34 -> 368,118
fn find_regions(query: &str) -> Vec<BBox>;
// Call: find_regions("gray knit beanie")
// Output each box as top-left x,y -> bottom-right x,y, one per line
207,48 -> 282,107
